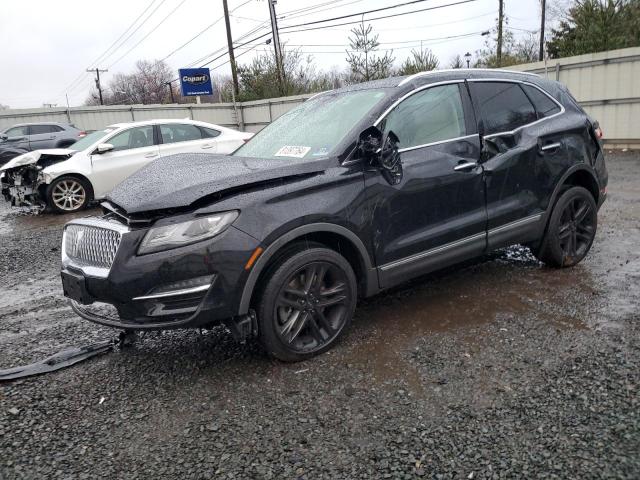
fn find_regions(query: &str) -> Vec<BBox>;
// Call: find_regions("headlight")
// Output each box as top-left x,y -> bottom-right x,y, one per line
138,211 -> 239,254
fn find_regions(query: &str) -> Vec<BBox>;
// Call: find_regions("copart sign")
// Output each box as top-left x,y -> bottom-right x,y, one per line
179,68 -> 213,96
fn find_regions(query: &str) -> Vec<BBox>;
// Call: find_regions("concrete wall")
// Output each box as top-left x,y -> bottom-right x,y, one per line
0,94 -> 312,134
2,47 -> 639,147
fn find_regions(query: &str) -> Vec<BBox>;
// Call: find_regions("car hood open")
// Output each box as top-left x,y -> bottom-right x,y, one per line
0,148 -> 76,172
106,152 -> 333,214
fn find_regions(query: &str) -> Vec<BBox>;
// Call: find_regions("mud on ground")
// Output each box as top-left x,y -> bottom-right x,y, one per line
0,153 -> 638,479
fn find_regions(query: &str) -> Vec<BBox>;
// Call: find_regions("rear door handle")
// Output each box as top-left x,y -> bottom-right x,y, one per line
144,152 -> 158,158
201,144 -> 213,149
540,142 -> 561,153
453,161 -> 478,172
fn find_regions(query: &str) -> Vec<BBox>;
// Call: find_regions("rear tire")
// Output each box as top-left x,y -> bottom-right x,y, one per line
46,176 -> 93,213
536,186 -> 597,268
256,246 -> 357,362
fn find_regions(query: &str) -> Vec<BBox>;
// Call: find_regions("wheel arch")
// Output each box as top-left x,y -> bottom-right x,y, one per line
238,223 -> 377,315
533,164 -> 600,249
41,173 -> 95,208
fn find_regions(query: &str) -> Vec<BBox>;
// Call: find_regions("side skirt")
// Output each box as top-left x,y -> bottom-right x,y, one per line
378,233 -> 486,290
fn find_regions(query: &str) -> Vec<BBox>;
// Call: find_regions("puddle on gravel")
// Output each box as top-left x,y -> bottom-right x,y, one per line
345,246 -> 599,397
0,207 -> 100,235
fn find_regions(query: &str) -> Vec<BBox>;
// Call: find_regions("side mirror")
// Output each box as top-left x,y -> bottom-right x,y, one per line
357,126 -> 383,164
357,126 -> 402,185
96,143 -> 114,154
0,134 -> 7,141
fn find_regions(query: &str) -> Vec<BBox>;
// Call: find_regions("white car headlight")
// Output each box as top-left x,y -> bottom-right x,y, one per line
138,211 -> 239,254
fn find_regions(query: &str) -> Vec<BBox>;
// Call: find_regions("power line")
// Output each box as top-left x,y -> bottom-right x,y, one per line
108,0 -> 189,69
88,0 -> 160,69
279,0 -> 363,20
179,0 -> 479,76
99,0 -> 169,65
61,0 -> 169,97
278,0 -> 480,35
280,0 -> 446,29
58,0 -> 159,96
160,0 -> 255,62
286,30 -> 488,53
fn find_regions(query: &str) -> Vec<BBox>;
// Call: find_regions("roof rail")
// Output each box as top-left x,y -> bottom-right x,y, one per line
397,68 -> 539,86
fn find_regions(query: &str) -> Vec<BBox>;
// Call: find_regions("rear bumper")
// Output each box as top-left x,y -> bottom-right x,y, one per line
62,222 -> 260,330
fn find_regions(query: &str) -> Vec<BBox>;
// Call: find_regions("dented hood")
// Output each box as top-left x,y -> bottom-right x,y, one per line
0,148 -> 76,172
106,152 -> 333,214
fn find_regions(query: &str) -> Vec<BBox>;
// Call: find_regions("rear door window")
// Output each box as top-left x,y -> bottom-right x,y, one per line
470,82 -> 537,135
159,124 -> 203,144
29,125 -> 62,134
380,84 -> 466,149
521,84 -> 561,118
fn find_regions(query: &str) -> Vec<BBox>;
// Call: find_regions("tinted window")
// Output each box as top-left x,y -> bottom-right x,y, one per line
5,126 -> 28,137
471,82 -> 537,135
521,84 -> 561,118
108,126 -> 154,151
381,84 -> 466,149
201,127 -> 221,138
29,125 -> 61,135
160,124 -> 203,144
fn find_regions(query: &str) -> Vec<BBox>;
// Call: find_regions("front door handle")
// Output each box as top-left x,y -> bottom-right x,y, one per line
454,161 -> 478,172
539,142 -> 561,154
144,152 -> 158,158
201,144 -> 213,149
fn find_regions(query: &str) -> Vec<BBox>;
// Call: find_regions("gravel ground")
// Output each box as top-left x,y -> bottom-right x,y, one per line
0,152 -> 639,479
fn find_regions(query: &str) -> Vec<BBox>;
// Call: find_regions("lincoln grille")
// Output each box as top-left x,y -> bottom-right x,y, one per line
64,224 -> 121,269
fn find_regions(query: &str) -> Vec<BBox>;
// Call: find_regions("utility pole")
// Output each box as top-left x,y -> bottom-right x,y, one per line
87,68 -> 108,105
268,0 -> 285,95
222,0 -> 239,99
165,81 -> 175,103
496,0 -> 504,68
539,0 -> 546,61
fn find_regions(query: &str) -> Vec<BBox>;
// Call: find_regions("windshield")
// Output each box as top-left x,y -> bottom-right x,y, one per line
234,89 -> 388,160
69,128 -> 115,151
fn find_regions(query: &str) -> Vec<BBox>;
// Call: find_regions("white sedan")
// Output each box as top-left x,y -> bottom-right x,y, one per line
0,119 -> 252,213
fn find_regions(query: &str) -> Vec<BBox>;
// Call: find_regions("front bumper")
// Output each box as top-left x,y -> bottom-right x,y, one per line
61,217 -> 260,330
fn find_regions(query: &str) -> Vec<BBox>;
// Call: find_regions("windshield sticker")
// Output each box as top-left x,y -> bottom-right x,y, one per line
274,146 -> 311,158
312,146 -> 330,156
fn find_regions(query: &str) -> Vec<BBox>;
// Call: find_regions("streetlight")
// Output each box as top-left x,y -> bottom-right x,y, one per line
464,52 -> 472,68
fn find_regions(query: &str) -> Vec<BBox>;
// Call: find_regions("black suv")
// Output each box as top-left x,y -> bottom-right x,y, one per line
61,69 -> 607,361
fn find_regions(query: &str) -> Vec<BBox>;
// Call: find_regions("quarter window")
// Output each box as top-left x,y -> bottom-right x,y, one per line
521,84 -> 561,118
470,82 -> 537,135
200,127 -> 221,138
381,84 -> 466,149
160,124 -> 203,144
108,126 -> 154,151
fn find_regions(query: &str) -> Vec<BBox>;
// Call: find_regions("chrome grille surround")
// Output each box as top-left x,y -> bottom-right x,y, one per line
62,217 -> 130,278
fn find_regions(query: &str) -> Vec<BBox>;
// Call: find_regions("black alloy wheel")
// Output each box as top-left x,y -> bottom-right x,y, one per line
257,246 -> 357,362
537,186 -> 598,268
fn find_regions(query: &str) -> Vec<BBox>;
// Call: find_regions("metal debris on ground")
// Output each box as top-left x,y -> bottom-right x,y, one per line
0,340 -> 116,382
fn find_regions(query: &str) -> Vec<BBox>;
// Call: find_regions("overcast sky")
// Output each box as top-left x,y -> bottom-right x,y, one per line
0,0 -> 548,109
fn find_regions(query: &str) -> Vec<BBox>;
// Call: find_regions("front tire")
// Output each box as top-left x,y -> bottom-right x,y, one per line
46,176 -> 92,213
256,246 -> 357,362
536,186 -> 598,268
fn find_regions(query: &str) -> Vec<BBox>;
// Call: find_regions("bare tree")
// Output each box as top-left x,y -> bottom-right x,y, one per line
397,47 -> 439,75
345,20 -> 395,83
449,54 -> 465,69
85,60 -> 179,106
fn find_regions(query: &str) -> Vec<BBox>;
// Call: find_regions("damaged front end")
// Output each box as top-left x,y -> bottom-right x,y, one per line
0,150 -> 74,210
